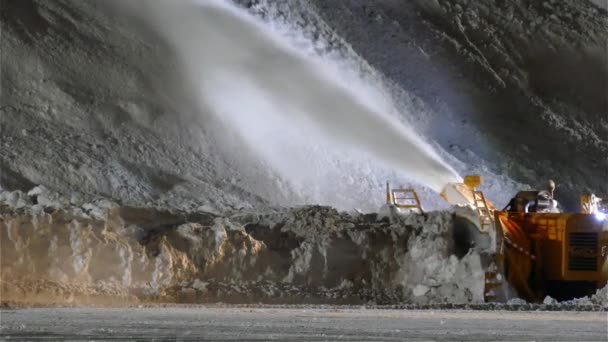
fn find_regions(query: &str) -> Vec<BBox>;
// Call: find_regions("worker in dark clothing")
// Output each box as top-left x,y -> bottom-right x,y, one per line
502,180 -> 559,213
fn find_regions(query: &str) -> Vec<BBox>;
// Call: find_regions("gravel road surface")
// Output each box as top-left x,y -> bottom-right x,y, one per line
1,307 -> 606,341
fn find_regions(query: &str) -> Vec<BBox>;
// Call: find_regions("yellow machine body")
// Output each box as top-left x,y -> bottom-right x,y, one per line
496,211 -> 608,301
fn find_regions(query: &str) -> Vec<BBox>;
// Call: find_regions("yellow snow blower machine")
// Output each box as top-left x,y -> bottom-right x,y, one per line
387,176 -> 608,302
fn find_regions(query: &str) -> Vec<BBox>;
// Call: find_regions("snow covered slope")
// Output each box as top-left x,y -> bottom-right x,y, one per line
302,0 -> 608,209
2,0 -> 457,212
1,0 -> 606,211
1,0 -> 296,212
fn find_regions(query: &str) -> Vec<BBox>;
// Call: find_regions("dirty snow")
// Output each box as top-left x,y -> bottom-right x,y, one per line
1,188 -> 488,306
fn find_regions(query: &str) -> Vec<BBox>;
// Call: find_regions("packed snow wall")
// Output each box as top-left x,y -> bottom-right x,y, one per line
0,188 -> 485,306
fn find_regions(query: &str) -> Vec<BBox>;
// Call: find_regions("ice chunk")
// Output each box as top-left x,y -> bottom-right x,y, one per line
507,298 -> 527,305
413,284 -> 430,297
543,296 -> 558,305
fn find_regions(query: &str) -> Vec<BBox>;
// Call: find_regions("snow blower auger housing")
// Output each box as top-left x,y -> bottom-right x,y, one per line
387,176 -> 608,302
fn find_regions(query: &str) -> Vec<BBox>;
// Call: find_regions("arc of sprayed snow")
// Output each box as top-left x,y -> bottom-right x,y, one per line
123,0 -> 462,192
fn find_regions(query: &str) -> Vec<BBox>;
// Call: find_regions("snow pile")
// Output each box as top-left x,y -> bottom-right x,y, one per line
589,286 -> 608,307
561,286 -> 608,307
0,189 -> 485,306
0,190 -> 30,209
397,213 -> 485,304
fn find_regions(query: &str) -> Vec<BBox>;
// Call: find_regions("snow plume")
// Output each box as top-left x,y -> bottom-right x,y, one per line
120,0 -> 461,208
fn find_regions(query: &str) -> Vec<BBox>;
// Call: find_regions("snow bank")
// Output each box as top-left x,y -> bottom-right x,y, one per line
0,189 -> 485,306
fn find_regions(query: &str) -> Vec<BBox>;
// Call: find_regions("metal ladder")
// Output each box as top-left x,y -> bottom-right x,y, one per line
473,190 -> 493,233
471,189 -> 503,301
391,189 -> 424,214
